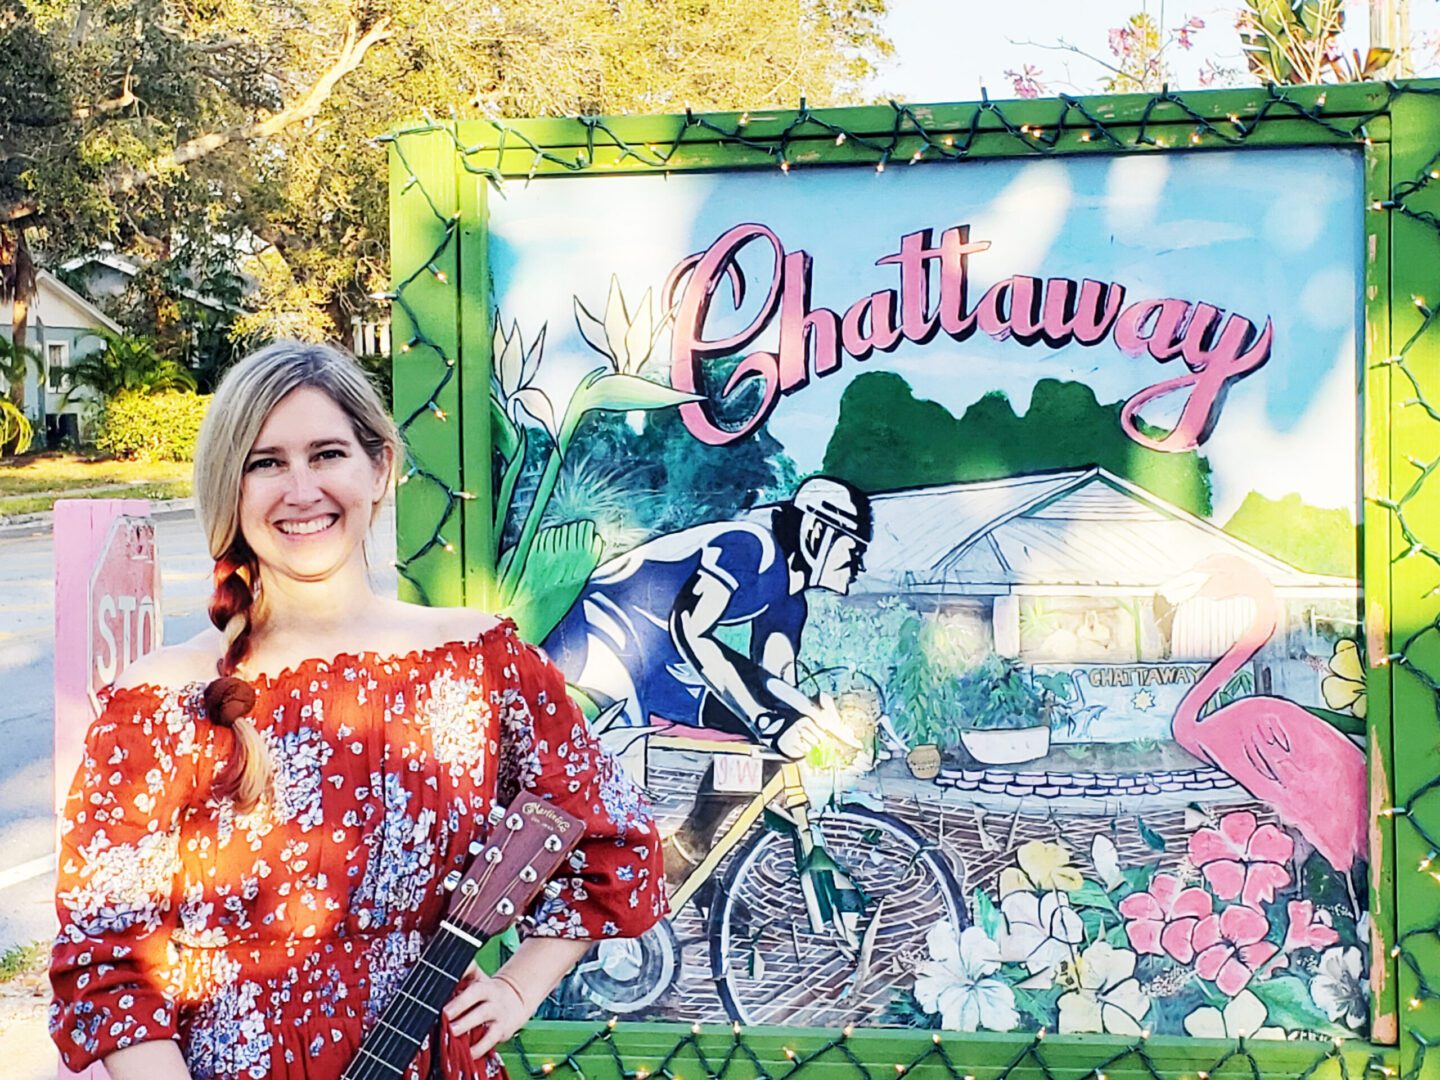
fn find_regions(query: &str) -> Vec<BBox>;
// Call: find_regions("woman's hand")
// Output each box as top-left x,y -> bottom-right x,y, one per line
444,937 -> 591,1060
444,963 -> 532,1059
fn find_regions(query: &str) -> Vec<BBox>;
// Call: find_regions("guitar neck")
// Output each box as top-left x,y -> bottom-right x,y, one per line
340,921 -> 485,1080
338,792 -> 585,1080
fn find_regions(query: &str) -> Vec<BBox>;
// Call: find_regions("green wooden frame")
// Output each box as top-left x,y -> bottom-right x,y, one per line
387,80 -> 1440,1079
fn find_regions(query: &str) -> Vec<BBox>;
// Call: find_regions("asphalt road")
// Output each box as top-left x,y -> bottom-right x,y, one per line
0,500 -> 398,956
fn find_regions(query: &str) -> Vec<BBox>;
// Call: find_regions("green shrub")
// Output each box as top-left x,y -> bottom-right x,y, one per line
96,391 -> 211,461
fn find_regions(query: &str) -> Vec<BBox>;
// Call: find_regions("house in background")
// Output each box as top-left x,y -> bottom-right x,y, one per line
0,269 -> 120,442
837,467 -> 1357,743
62,248 -> 390,358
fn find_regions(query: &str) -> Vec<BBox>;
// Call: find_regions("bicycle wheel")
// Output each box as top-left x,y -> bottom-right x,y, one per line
570,918 -> 680,1014
708,803 -> 966,1027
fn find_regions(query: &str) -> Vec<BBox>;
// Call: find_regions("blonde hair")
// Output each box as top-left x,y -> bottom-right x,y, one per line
193,341 -> 401,810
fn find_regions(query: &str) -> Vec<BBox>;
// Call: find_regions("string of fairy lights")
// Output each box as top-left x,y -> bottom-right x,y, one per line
385,80 -> 1440,1077
502,1015 -> 1396,1080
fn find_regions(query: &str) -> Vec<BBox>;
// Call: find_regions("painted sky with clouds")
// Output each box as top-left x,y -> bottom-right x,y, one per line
487,146 -> 1361,523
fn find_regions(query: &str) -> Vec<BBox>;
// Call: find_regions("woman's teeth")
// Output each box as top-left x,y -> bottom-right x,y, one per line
278,516 -> 336,535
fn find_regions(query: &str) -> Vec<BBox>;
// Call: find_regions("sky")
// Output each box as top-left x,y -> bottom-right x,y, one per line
479,1 -> 1438,535
866,0 -> 1440,104
488,146 -> 1361,523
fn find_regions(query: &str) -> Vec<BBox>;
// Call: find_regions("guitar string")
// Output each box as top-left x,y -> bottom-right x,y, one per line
346,813 -> 562,1080
343,819 -> 510,1080
346,823 -> 524,1080
348,820 -> 519,1080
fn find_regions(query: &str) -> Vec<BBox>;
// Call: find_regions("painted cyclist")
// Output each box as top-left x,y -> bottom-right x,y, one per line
541,475 -> 872,884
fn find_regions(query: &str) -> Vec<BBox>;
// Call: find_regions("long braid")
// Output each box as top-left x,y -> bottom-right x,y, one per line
210,550 -> 257,678
203,547 -> 272,812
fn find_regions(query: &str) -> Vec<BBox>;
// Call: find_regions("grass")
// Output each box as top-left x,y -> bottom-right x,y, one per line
0,451 -> 191,517
0,941 -> 47,984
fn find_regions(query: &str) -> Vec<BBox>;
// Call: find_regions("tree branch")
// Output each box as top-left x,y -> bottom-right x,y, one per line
186,35 -> 251,53
74,67 -> 136,120
0,18 -> 390,224
1009,37 -> 1130,81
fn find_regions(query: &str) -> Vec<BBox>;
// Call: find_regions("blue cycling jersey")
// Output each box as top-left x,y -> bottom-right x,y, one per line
541,518 -> 807,728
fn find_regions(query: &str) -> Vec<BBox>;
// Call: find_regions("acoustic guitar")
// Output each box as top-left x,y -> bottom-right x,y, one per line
339,793 -> 586,1080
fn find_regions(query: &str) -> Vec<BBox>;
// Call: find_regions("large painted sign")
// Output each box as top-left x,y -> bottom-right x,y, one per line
484,148 -> 1367,1041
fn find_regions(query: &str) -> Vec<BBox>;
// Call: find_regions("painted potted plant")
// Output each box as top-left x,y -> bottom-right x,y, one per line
886,615 -> 973,777
954,656 -> 1052,765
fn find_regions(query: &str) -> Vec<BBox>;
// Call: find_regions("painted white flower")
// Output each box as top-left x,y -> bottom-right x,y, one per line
1183,989 -> 1286,1040
493,318 -> 556,438
1090,834 -> 1124,891
999,889 -> 1085,983
1311,946 -> 1368,1030
1057,941 -> 1152,1035
913,923 -> 1020,1033
575,276 -> 658,375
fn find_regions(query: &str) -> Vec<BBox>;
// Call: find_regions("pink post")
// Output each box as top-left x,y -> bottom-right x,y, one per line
53,499 -> 163,1080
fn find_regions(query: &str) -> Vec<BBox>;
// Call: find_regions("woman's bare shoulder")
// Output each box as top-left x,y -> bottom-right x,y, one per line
382,599 -> 506,649
112,628 -> 224,691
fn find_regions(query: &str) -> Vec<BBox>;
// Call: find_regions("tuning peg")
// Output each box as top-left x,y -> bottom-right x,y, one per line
496,899 -> 515,916
519,866 -> 538,883
443,870 -> 462,892
567,853 -> 585,871
506,813 -> 524,831
468,839 -> 484,857
543,881 -> 563,901
488,804 -> 507,825
484,847 -> 503,864
544,835 -> 563,852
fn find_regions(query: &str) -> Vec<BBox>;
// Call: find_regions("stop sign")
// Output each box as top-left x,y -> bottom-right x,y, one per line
86,514 -> 164,710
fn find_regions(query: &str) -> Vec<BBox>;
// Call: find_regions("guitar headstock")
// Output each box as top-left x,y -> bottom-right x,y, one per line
443,794 -> 586,938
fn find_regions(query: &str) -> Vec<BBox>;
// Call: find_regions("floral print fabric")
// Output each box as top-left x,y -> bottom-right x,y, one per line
49,621 -> 665,1078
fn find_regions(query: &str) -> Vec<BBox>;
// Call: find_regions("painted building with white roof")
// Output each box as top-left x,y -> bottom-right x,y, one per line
830,467 -> 1357,742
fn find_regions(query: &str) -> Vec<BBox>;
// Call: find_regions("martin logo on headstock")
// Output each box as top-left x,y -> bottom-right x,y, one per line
340,793 -> 586,1080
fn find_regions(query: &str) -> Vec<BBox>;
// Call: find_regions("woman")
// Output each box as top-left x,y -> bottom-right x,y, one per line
49,342 -> 666,1080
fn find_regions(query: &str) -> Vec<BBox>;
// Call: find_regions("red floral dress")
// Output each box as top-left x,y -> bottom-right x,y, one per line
49,620 -> 666,1079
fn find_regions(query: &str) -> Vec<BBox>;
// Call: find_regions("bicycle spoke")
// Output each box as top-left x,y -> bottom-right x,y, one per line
711,804 -> 965,1028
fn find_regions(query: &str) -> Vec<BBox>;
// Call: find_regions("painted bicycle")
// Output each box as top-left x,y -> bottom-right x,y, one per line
565,676 -> 968,1027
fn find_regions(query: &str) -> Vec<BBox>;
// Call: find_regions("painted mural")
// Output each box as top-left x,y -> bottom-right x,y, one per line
485,149 -> 1370,1040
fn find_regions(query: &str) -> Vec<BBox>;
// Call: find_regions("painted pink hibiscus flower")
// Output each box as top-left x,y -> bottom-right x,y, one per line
1193,904 -> 1280,996
1282,899 -> 1340,952
1187,811 -> 1294,908
1117,873 -> 1214,963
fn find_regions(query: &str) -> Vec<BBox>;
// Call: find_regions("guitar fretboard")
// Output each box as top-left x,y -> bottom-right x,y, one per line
340,922 -> 484,1080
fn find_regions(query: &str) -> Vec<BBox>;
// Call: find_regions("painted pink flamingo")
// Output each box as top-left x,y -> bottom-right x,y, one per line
1169,555 -> 1367,895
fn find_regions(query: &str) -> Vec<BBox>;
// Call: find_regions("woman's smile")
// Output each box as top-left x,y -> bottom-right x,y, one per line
274,513 -> 341,539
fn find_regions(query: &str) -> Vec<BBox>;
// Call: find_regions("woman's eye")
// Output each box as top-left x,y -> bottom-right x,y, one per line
316,449 -> 347,462
245,458 -> 279,472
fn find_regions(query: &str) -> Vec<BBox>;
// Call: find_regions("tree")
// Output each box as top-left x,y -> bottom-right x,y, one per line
1008,0 -> 1412,99
1008,9 -> 1214,97
822,372 -> 1213,516
1238,0 -> 1393,84
0,336 -> 40,453
1223,491 -> 1356,576
2,0 -> 892,351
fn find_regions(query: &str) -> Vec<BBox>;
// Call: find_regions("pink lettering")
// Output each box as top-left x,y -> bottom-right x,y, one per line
669,221 -> 1274,453
777,251 -> 841,385
840,291 -> 902,360
1120,315 -> 1273,451
670,223 -> 785,445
